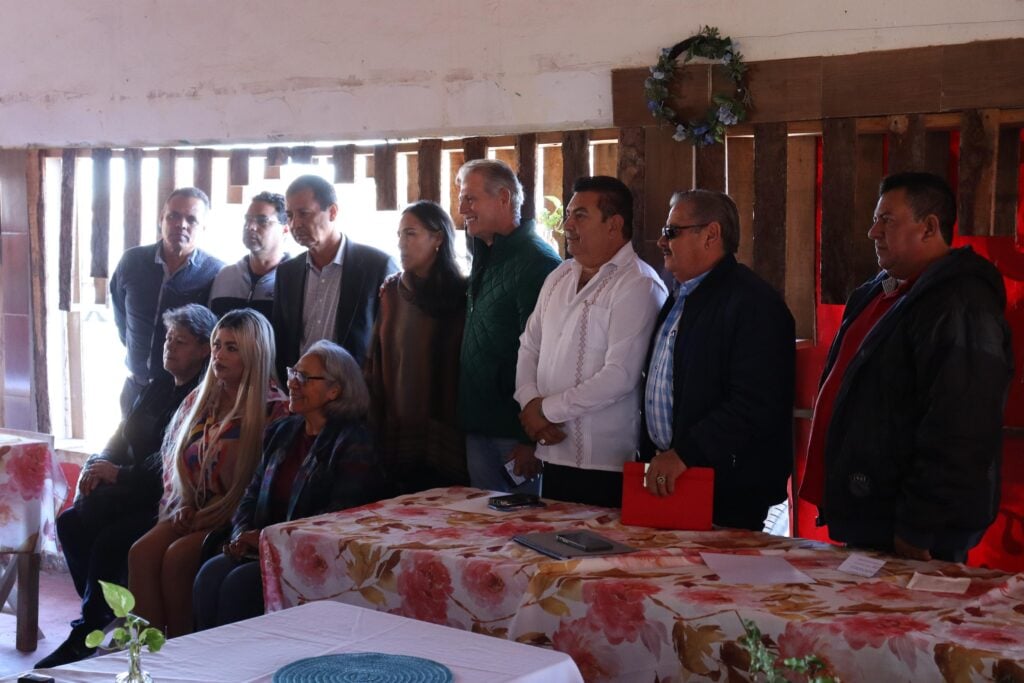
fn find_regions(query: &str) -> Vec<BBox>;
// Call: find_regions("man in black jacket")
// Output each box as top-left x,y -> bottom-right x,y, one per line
640,190 -> 795,531
801,172 -> 1013,562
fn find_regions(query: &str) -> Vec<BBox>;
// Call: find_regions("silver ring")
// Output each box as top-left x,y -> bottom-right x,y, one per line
656,474 -> 667,485
539,439 -> 547,446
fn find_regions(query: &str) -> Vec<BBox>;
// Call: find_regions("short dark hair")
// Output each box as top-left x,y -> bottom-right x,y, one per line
250,191 -> 287,224
286,175 -> 337,210
878,172 -> 956,244
162,304 -> 217,344
572,176 -> 634,240
166,187 -> 211,211
670,189 -> 740,254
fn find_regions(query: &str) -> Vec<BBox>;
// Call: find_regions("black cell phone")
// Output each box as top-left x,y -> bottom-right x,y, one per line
488,493 -> 546,511
555,531 -> 614,552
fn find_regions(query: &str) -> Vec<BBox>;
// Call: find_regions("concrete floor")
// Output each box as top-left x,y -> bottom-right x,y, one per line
0,565 -> 81,678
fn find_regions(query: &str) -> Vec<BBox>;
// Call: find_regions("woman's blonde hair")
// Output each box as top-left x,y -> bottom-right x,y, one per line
162,308 -> 277,529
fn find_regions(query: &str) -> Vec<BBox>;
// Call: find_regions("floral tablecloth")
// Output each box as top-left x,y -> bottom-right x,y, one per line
260,487 -> 1024,682
0,434 -> 63,554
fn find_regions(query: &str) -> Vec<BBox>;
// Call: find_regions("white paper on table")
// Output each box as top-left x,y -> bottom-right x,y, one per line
837,553 -> 886,578
700,552 -> 814,585
906,571 -> 970,594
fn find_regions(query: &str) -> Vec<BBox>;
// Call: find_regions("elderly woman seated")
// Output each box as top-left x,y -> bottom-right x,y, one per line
193,340 -> 388,629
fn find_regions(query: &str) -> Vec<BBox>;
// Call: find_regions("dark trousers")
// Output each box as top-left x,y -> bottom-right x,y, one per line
192,554 -> 264,631
542,462 -> 624,508
57,506 -> 155,631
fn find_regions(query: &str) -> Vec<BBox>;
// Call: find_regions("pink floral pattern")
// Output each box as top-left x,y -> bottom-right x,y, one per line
261,487 -> 1024,682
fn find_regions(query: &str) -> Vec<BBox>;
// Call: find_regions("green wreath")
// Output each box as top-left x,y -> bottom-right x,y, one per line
644,26 -> 752,146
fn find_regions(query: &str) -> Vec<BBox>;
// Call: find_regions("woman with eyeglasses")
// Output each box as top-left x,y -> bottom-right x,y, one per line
366,200 -> 469,493
127,308 -> 289,637
192,340 -> 387,629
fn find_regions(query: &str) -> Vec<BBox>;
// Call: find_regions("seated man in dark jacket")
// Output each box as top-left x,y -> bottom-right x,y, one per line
36,304 -> 217,669
801,172 -> 1013,562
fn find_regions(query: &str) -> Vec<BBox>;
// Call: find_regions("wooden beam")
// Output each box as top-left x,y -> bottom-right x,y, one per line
854,134 -> 886,278
941,40 -> 1024,111
958,109 -> 1000,236
786,136 -> 818,340
25,149 -> 50,433
123,148 -> 143,250
90,148 -> 111,279
616,128 -> 646,252
925,131 -> 953,182
333,145 -> 356,184
887,114 -> 927,174
727,137 -> 755,268
266,146 -> 288,179
995,127 -> 1022,236
516,134 -> 537,223
228,149 -> 250,187
642,126 -> 693,267
822,47 -> 942,119
416,139 -> 442,203
694,143 -> 726,192
193,148 -> 214,199
404,153 -> 418,205
157,148 -> 177,207
59,149 -> 75,312
374,144 -> 397,211
463,137 -> 488,163
752,123 -> 787,294
291,146 -> 315,165
561,130 -> 590,210
821,119 -> 859,304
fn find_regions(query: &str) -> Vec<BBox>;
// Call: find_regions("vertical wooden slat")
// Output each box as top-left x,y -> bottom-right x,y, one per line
158,148 -> 177,206
266,146 -> 289,180
291,146 -> 315,165
417,139 -> 442,203
26,149 -> 50,433
886,114 -> 927,174
561,130 -> 590,209
364,154 -> 375,179
58,149 -> 76,312
855,134 -> 886,273
463,137 -> 488,163
786,136 -> 819,340
332,145 -> 355,184
727,137 -> 755,268
643,126 -> 694,268
592,143 -> 618,178
449,151 -> 466,229
374,144 -> 397,211
958,108 -> 1000,236
405,153 -> 419,204
752,123 -> 788,295
90,148 -> 111,279
123,148 -> 143,249
192,148 -> 214,199
516,134 -> 538,223
229,149 -> 250,187
694,143 -> 726,192
821,118 -> 859,304
995,127 -> 1021,236
617,128 -> 646,253
925,131 -> 952,181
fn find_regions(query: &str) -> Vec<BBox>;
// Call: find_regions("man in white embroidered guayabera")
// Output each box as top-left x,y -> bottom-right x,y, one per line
514,176 -> 667,507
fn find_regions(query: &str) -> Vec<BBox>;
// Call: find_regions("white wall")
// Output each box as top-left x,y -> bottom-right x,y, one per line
2,0 -> 1022,147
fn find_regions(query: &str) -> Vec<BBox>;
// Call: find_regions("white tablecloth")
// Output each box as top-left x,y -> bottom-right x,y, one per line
11,601 -> 583,682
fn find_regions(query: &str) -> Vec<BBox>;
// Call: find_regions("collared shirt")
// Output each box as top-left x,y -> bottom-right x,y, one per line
515,243 -> 667,471
644,269 -> 712,451
300,235 -> 345,354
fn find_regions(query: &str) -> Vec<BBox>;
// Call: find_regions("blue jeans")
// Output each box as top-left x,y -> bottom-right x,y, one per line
465,434 -> 541,495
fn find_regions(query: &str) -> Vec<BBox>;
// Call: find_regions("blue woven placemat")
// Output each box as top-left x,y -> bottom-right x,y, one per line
272,652 -> 454,682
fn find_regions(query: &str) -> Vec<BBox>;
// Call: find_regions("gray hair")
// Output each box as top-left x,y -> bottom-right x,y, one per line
670,189 -> 740,255
302,340 -> 369,420
161,304 -> 217,344
456,159 -> 524,223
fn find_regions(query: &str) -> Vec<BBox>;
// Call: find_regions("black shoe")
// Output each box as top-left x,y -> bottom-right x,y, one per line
33,630 -> 96,669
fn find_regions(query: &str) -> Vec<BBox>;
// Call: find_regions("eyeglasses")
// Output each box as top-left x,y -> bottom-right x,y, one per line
661,222 -> 710,240
244,216 -> 280,229
286,367 -> 327,386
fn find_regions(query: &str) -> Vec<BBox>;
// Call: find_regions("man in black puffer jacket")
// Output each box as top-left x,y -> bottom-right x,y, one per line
802,171 -> 1013,562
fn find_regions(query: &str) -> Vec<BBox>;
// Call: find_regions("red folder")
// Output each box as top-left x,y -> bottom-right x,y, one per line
620,462 -> 714,530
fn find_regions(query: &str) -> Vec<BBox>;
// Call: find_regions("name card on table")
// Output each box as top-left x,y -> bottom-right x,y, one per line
621,462 -> 714,530
837,553 -> 886,578
907,572 -> 971,594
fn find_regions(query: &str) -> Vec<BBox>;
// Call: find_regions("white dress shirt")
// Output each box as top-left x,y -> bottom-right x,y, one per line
515,242 -> 668,472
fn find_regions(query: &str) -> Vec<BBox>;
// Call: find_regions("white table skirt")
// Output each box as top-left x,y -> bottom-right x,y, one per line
11,601 -> 583,682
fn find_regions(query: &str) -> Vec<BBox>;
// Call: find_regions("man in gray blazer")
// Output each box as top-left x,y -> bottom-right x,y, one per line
272,175 -> 397,382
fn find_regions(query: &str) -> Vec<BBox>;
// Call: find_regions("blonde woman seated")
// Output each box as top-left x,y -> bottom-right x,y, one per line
127,308 -> 288,637
193,340 -> 388,629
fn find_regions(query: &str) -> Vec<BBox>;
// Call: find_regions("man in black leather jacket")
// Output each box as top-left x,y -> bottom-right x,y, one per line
802,172 -> 1013,562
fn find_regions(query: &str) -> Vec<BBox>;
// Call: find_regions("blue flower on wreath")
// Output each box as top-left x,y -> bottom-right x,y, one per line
672,125 -> 689,142
716,106 -> 738,125
693,122 -> 711,136
648,100 -> 659,113
702,131 -> 717,146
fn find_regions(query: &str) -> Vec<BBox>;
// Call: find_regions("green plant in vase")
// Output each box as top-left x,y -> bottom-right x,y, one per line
85,581 -> 166,683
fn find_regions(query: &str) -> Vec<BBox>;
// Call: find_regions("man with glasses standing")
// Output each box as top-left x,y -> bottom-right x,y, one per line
209,192 -> 290,319
640,189 -> 795,531
111,187 -> 224,416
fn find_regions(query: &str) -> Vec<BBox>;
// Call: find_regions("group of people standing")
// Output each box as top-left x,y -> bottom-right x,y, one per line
36,158 -> 1013,672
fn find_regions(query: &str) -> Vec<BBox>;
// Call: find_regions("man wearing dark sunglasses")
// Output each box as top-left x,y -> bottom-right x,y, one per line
639,189 -> 795,532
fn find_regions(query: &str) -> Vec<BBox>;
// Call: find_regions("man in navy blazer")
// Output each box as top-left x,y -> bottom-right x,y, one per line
272,175 -> 397,383
639,189 -> 795,531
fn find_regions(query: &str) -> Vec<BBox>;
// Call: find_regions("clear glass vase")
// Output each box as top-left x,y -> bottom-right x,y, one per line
115,644 -> 152,683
